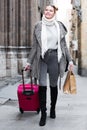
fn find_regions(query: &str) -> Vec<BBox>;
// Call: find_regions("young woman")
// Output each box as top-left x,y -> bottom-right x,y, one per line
25,4 -> 73,126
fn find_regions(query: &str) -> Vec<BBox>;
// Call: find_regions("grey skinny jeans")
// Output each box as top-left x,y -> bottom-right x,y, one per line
39,49 -> 59,87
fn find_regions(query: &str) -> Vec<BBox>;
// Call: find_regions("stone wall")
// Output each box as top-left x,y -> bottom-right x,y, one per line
79,0 -> 87,76
71,0 -> 87,76
0,0 -> 37,77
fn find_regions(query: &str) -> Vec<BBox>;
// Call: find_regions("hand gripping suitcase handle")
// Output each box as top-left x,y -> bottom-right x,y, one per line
21,68 -> 33,92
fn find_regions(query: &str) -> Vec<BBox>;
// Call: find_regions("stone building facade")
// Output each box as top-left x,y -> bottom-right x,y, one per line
0,0 -> 52,78
71,0 -> 87,76
80,0 -> 87,76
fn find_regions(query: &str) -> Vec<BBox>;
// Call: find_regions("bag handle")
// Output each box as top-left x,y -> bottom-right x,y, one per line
21,68 -> 33,91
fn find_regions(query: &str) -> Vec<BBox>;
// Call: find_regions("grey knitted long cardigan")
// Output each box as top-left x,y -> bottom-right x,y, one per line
27,21 -> 72,80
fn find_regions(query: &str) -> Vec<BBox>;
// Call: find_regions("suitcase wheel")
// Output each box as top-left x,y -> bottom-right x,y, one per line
37,108 -> 40,114
19,108 -> 24,114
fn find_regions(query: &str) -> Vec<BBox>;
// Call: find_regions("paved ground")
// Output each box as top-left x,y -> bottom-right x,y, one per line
0,66 -> 87,130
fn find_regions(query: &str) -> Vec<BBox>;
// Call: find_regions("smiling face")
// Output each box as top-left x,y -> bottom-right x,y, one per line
44,5 -> 56,19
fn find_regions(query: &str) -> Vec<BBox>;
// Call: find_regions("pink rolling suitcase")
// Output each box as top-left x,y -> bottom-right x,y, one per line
17,69 -> 40,114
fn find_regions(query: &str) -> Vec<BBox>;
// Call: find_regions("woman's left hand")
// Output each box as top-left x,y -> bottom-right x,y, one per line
68,61 -> 74,71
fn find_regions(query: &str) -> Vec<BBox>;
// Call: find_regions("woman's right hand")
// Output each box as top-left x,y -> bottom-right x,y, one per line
24,63 -> 31,71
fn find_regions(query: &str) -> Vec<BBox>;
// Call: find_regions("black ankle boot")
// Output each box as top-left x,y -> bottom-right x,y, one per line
39,86 -> 47,126
39,111 -> 47,126
50,108 -> 56,118
50,86 -> 58,119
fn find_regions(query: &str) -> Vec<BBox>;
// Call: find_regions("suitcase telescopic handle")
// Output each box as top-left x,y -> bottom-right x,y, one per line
21,68 -> 33,91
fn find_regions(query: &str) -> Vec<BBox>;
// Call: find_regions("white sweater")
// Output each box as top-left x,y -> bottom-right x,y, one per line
46,24 -> 58,50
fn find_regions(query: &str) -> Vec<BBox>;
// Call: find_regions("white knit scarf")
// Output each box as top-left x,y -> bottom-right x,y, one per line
41,15 -> 62,62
